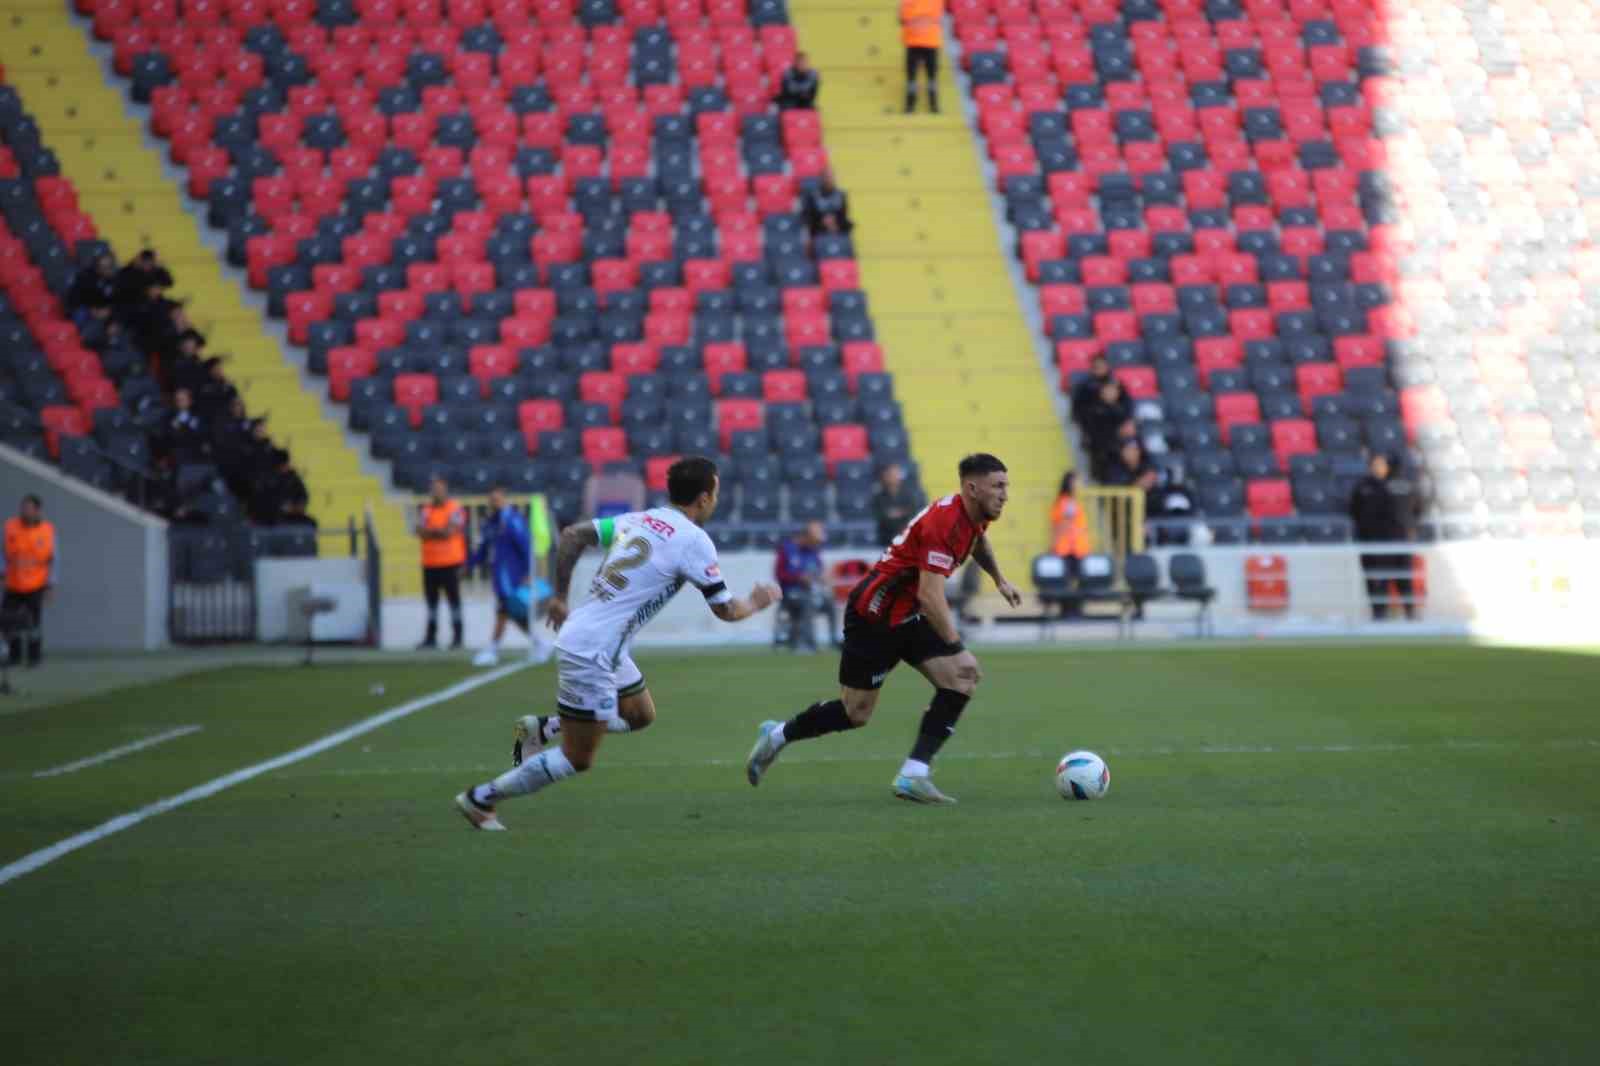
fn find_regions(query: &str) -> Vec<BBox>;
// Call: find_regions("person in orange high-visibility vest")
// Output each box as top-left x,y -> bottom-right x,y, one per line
899,0 -> 945,114
3,494 -> 56,667
1050,472 -> 1091,564
417,476 -> 467,650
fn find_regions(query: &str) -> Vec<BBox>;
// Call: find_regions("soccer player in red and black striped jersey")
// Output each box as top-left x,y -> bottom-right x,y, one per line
745,453 -> 1024,804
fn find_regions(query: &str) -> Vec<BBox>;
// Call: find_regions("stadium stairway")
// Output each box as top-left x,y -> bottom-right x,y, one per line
789,0 -> 1070,588
0,0 -> 420,596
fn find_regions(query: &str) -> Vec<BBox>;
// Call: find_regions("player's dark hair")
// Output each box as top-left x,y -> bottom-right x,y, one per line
667,456 -> 719,505
21,494 -> 41,509
1058,471 -> 1075,496
959,453 -> 1007,480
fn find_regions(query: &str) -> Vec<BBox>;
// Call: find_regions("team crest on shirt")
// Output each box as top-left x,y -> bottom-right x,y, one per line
927,550 -> 954,569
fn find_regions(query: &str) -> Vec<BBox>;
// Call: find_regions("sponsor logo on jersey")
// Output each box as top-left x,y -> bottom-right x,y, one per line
642,514 -> 676,537
704,563 -> 721,580
927,550 -> 954,569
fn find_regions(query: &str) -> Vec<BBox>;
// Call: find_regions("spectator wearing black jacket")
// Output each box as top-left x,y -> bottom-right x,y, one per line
68,252 -> 117,317
163,388 -> 208,465
802,171 -> 853,237
113,249 -> 173,311
194,356 -> 238,421
1349,453 -> 1416,620
776,52 -> 820,110
250,448 -> 309,525
1079,378 -> 1134,479
1070,355 -> 1113,426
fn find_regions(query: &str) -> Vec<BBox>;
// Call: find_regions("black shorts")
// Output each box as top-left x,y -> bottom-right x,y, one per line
838,606 -> 964,690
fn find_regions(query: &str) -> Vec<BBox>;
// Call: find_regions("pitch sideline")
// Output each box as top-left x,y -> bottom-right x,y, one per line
0,661 -> 530,887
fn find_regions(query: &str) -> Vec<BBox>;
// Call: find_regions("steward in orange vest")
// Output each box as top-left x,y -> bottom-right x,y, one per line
1050,473 -> 1091,559
900,0 -> 944,114
417,476 -> 467,650
3,494 -> 55,667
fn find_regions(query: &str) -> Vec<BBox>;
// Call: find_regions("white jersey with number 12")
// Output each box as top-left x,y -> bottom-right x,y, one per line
555,508 -> 732,667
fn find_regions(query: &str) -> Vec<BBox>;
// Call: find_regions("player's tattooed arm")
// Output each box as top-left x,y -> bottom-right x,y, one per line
971,535 -> 1024,608
546,523 -> 599,629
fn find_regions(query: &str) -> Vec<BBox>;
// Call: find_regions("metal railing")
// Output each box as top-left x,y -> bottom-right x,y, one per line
1078,485 -> 1146,564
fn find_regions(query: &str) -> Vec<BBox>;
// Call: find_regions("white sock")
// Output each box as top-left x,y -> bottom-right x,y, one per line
898,758 -> 930,778
772,723 -> 788,747
485,748 -> 576,800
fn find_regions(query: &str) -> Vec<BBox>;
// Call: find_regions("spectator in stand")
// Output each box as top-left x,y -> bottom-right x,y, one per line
775,521 -> 837,651
162,388 -> 208,465
802,171 -> 854,238
775,51 -> 820,110
1049,472 -> 1091,569
1146,467 -> 1196,545
68,252 -> 117,321
899,0 -> 944,113
1350,453 -> 1417,621
3,494 -> 55,668
1104,439 -> 1158,493
1070,355 -> 1114,426
250,448 -> 308,525
1080,377 -> 1134,479
872,461 -> 924,545
193,356 -> 238,421
113,249 -> 173,311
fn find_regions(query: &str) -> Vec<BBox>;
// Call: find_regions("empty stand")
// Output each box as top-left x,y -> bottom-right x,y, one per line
955,0 -> 1600,542
82,0 -> 907,548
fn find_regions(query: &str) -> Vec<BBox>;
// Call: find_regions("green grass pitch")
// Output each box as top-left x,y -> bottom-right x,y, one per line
2,643 -> 1598,1065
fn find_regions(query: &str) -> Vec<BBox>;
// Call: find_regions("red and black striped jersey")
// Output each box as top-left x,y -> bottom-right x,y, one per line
850,494 -> 987,627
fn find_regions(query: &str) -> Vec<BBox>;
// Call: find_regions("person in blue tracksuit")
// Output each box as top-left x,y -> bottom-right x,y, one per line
469,486 -> 552,666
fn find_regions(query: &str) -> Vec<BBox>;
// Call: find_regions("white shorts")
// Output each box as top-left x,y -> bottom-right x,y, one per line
554,647 -> 645,722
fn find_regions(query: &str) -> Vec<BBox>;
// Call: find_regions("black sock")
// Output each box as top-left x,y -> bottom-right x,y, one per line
783,698 -> 855,742
908,688 -> 970,765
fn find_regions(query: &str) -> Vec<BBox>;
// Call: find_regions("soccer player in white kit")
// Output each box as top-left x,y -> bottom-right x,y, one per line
455,457 -> 779,830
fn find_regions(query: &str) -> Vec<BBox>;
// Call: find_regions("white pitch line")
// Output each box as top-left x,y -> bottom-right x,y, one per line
0,661 -> 530,888
32,725 -> 204,779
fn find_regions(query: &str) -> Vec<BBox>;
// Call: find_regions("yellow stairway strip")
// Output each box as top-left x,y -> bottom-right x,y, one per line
790,0 -> 1071,593
0,2 -> 419,596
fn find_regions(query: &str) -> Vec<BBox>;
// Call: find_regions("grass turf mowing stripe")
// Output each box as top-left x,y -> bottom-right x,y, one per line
30,725 -> 204,779
0,661 -> 529,887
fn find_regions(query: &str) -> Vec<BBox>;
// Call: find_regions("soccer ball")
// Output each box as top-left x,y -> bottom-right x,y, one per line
1055,751 -> 1110,800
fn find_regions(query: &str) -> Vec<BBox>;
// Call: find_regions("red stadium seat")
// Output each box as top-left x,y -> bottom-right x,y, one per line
820,424 -> 869,475
763,370 -> 807,403
704,342 -> 748,393
715,398 -> 763,451
1247,478 -> 1294,519
1215,391 -> 1262,444
579,371 -> 626,421
582,427 -> 629,466
1270,418 -> 1318,465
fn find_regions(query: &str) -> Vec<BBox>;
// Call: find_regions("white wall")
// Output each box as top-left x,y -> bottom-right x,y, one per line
1148,540 -> 1600,641
0,443 -> 168,651
256,557 -> 368,641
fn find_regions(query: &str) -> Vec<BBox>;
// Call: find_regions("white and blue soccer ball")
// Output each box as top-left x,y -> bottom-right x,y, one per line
1055,751 -> 1110,800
